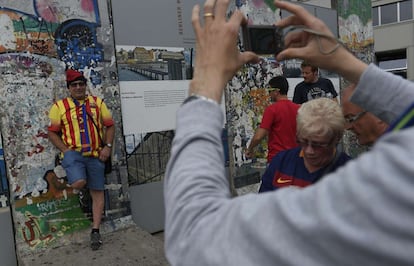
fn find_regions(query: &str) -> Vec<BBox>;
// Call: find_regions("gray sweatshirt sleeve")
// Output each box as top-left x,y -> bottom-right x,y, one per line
165,71 -> 414,266
351,63 -> 414,123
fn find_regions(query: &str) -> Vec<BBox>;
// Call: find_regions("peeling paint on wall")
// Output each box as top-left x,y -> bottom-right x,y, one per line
227,59 -> 283,168
0,0 -> 128,255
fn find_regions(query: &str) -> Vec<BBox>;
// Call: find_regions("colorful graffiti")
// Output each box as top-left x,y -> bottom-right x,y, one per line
227,59 -> 282,167
227,1 -> 282,170
338,0 -> 374,63
15,193 -> 90,249
0,0 -> 103,81
0,0 -> 127,255
237,0 -> 279,25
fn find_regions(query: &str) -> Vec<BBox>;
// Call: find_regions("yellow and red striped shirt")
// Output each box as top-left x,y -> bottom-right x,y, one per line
48,95 -> 114,157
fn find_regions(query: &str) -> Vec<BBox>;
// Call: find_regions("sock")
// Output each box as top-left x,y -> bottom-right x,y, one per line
92,228 -> 99,234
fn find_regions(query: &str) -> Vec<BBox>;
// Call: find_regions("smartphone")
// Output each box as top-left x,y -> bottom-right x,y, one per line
242,25 -> 284,55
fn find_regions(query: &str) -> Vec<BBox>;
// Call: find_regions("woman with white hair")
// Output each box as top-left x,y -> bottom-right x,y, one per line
259,98 -> 351,192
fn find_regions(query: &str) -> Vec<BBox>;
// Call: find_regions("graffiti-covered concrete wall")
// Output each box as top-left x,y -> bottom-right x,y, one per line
223,1 -> 283,195
337,0 -> 374,157
228,0 -> 282,169
0,0 -> 129,258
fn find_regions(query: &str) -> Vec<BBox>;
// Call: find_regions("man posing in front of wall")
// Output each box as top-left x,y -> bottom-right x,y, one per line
293,61 -> 338,104
47,69 -> 115,250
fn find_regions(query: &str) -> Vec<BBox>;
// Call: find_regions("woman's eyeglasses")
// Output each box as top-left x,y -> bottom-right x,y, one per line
296,138 -> 334,149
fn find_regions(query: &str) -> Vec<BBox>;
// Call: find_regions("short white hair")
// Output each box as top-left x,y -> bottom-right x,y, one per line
297,98 -> 345,140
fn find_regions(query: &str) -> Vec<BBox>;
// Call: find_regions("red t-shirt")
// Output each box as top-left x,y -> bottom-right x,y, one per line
260,99 -> 300,162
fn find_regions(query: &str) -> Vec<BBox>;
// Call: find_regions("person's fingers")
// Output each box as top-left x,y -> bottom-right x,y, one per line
203,0 -> 216,13
203,0 -> 216,22
275,14 -> 303,28
277,47 -> 306,61
190,0 -> 260,89
220,8 -> 257,65
192,4 -> 202,39
227,9 -> 246,27
240,51 -> 260,65
277,31 -> 312,60
227,9 -> 246,41
275,1 -> 333,37
214,0 -> 229,22
283,30 -> 308,48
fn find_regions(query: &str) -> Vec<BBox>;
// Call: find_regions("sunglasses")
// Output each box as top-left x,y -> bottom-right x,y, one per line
69,81 -> 86,87
267,87 -> 279,92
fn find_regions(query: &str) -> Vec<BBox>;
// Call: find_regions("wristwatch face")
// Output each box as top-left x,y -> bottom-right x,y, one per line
106,143 -> 112,148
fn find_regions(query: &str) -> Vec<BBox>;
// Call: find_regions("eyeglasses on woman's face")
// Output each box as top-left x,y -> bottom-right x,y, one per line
296,137 -> 334,150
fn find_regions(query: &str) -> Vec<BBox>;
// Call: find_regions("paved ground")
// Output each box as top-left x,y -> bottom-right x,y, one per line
16,181 -> 260,266
21,225 -> 169,266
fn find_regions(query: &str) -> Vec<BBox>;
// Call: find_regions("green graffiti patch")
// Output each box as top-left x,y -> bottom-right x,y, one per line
15,195 -> 90,249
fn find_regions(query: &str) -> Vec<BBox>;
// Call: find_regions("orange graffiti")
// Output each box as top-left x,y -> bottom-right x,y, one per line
21,211 -> 53,248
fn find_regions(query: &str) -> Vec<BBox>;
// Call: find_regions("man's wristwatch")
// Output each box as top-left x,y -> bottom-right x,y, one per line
106,143 -> 112,148
182,94 -> 220,105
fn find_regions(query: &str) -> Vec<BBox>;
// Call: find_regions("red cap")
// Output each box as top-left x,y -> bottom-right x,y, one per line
66,69 -> 85,83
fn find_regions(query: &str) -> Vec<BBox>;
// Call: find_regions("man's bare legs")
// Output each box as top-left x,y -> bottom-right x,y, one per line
70,179 -> 104,250
90,189 -> 104,229
71,179 -> 87,190
90,189 -> 104,250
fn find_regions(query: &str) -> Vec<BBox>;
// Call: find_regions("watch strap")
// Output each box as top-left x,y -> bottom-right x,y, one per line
182,94 -> 220,105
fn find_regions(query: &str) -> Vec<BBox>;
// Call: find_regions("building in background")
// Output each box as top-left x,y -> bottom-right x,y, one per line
296,0 -> 414,80
372,0 -> 414,80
